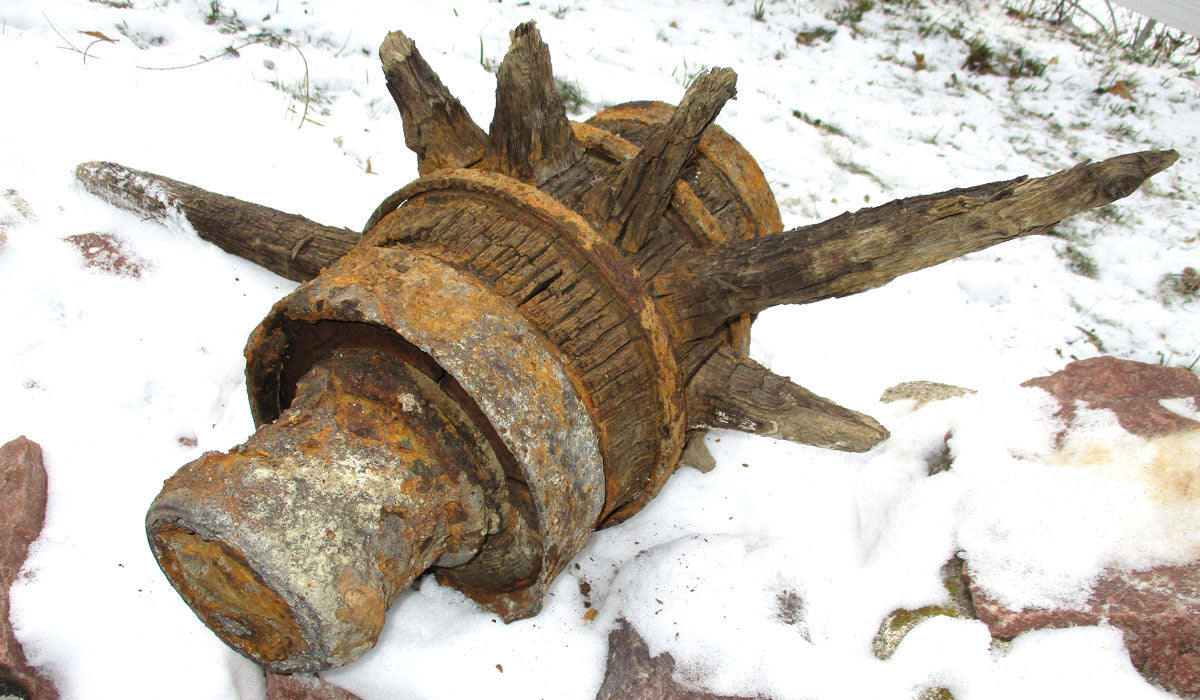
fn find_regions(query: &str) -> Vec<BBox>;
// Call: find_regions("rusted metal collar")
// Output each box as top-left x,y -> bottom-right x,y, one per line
245,245 -> 605,621
148,346 -> 504,671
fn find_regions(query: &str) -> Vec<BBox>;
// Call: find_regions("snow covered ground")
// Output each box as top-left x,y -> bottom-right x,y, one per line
1,0 -> 1198,698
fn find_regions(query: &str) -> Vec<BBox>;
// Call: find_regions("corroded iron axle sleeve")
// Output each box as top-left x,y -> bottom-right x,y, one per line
245,245 -> 606,621
149,245 -> 606,671
147,346 -> 507,671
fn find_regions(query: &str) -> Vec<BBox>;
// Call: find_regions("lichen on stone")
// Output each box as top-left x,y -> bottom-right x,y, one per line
873,557 -> 975,660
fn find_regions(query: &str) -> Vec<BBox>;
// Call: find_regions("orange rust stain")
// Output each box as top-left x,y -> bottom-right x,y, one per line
152,526 -> 308,663
570,121 -> 638,162
299,426 -> 334,453
332,570 -> 387,660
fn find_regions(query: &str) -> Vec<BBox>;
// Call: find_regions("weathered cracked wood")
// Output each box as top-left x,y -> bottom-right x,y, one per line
588,100 -> 782,244
688,346 -> 888,451
363,174 -> 672,519
380,31 -> 489,175
585,68 -> 737,253
75,161 -> 356,282
655,149 -> 1180,346
552,122 -> 735,285
482,22 -> 583,184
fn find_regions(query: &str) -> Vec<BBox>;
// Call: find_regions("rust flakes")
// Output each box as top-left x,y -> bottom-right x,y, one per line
151,525 -> 308,663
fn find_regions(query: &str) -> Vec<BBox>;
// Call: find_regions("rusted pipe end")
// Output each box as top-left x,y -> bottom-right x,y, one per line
244,245 -> 605,620
150,244 -> 605,669
149,525 -> 311,665
148,348 -> 503,671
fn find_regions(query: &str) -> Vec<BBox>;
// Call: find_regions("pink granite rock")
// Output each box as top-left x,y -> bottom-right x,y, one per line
63,232 -> 144,278
266,672 -> 363,700
1,436 -> 57,699
1022,356 -> 1200,440
962,359 -> 1200,696
966,561 -> 1200,697
596,619 -> 763,700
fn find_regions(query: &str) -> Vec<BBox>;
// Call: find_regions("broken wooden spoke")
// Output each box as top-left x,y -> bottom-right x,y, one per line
586,67 -> 738,253
483,22 -> 583,184
380,30 -> 489,175
689,346 -> 888,451
655,149 -> 1179,343
76,161 -> 357,281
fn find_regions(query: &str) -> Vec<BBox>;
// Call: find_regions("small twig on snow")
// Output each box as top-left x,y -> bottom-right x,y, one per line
137,34 -> 312,129
44,13 -> 117,64
334,31 -> 353,57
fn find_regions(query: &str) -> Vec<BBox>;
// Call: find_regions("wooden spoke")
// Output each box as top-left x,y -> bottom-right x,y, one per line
657,149 -> 1179,343
380,30 -> 489,175
482,22 -> 583,184
76,161 -> 357,282
585,68 -> 737,253
688,346 -> 888,452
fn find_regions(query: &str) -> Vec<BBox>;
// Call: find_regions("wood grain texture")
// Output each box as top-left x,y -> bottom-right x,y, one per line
380,30 -> 489,175
483,22 -> 583,184
587,100 -> 783,243
688,346 -> 888,451
657,149 -> 1179,345
75,161 -> 357,282
365,179 -> 671,519
584,69 -> 737,253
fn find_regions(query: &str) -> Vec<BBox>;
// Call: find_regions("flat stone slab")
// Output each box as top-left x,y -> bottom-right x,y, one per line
966,561 -> 1200,697
266,672 -> 362,700
1022,356 -> 1200,441
596,619 -> 761,700
1,436 -> 57,700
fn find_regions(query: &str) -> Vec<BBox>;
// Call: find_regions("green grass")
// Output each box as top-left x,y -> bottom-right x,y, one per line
1062,244 -> 1100,279
963,34 -> 1047,78
671,58 -> 710,86
1089,203 -> 1126,223
792,109 -> 849,138
824,142 -> 886,187
1007,46 -> 1047,78
827,0 -> 876,26
795,26 -> 837,45
479,36 -> 497,73
1161,267 -> 1200,304
963,33 -> 995,73
1108,122 -> 1138,139
555,77 -> 587,114
205,0 -> 246,34
1005,0 -> 1199,68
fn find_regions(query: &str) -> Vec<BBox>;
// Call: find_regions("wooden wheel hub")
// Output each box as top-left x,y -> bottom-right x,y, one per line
61,19 -> 1173,675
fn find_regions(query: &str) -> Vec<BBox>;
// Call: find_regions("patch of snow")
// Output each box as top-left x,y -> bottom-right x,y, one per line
2,0 -> 1198,698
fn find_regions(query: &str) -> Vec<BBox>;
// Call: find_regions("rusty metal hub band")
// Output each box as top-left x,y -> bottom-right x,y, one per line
243,245 -> 605,620
363,168 -> 686,524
